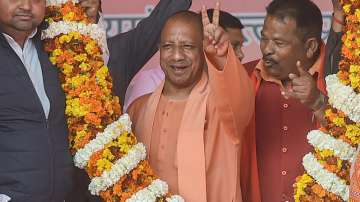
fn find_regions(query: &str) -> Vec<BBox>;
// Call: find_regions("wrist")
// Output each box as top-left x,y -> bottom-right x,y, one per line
333,12 -> 345,25
310,93 -> 327,112
332,12 -> 344,33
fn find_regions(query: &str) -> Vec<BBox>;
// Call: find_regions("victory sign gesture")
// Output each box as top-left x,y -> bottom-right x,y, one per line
201,2 -> 230,70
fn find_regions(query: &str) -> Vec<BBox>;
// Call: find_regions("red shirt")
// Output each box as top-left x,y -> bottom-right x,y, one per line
255,80 -> 316,202
244,44 -> 326,202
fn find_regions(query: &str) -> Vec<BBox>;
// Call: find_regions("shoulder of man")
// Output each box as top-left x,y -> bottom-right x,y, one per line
126,93 -> 152,122
243,59 -> 260,76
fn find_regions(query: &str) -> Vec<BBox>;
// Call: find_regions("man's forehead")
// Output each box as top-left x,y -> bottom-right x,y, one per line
265,15 -> 297,28
162,21 -> 202,38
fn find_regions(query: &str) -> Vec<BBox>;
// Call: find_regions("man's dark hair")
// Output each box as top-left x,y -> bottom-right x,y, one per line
266,0 -> 323,42
206,9 -> 244,30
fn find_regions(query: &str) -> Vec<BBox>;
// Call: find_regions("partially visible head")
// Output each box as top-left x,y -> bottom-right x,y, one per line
160,11 -> 205,90
207,9 -> 245,61
260,0 -> 323,80
0,0 -> 45,36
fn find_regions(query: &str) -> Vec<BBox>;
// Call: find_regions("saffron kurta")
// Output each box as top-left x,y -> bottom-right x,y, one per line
246,44 -> 327,202
350,152 -> 360,202
128,47 -> 254,202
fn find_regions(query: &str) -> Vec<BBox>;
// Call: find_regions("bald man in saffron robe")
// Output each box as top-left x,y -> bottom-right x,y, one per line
128,5 -> 254,202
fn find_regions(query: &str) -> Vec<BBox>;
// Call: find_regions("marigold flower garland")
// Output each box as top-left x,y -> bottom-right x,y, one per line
43,1 -> 184,201
294,1 -> 360,201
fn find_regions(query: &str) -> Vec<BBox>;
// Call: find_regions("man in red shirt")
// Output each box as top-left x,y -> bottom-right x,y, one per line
243,0 -> 344,201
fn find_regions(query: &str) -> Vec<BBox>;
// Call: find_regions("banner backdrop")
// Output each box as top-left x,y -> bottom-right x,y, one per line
102,0 -> 333,67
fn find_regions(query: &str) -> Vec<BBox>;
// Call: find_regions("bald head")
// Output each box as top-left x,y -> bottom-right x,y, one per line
161,11 -> 203,42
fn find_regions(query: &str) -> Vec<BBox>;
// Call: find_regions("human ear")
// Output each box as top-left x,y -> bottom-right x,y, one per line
304,37 -> 319,59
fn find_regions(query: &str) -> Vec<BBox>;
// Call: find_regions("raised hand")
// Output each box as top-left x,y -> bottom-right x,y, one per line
282,61 -> 326,111
201,2 -> 229,69
80,0 -> 101,23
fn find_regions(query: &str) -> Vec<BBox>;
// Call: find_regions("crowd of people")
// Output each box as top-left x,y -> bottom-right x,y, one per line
0,0 -> 358,201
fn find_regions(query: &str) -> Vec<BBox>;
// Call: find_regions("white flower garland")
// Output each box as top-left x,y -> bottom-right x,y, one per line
41,21 -> 107,54
303,153 -> 349,201
74,114 -> 132,169
89,143 -> 147,195
326,74 -> 360,123
125,179 -> 169,202
166,195 -> 185,202
43,1 -> 183,201
307,130 -> 357,163
125,179 -> 185,202
46,0 -> 79,6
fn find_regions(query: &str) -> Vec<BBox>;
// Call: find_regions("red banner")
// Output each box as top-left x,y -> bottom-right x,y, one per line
102,0 -> 333,65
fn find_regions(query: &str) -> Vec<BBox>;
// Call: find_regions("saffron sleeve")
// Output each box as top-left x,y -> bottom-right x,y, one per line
205,46 -> 255,144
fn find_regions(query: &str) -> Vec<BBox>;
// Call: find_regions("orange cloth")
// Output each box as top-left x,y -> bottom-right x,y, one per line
128,47 -> 254,202
240,115 -> 261,202
350,152 -> 360,202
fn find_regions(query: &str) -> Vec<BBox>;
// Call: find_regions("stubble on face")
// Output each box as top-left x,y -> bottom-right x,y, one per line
0,0 -> 45,36
160,17 -> 205,94
260,15 -> 306,81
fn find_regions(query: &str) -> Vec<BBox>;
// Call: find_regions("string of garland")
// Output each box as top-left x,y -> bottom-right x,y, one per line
294,1 -> 360,201
42,1 -> 184,201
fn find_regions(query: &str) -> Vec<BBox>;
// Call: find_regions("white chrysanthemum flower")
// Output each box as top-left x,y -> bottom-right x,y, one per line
303,153 -> 349,201
307,130 -> 357,162
126,179 -> 169,202
89,143 -> 147,195
74,114 -> 132,168
42,21 -> 108,58
46,0 -> 79,6
166,195 -> 185,202
326,74 -> 360,123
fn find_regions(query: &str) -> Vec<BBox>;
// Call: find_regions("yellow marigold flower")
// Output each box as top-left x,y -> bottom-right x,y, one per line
85,41 -> 96,55
59,34 -> 72,44
69,75 -> 88,88
106,132 -> 136,153
350,65 -> 360,73
69,31 -> 81,40
65,98 -> 89,117
355,49 -> 360,57
96,66 -> 109,86
333,117 -> 345,127
49,56 -> 57,65
294,174 -> 313,202
62,63 -> 73,75
102,149 -> 115,161
96,66 -> 108,77
52,48 -> 63,57
349,73 -> 360,89
96,159 -> 113,173
63,12 -> 75,22
325,109 -> 332,117
79,62 -> 90,71
74,54 -> 88,63
356,37 -> 360,47
337,159 -> 343,170
79,91 -> 91,98
343,4 -> 351,14
74,130 -> 87,143
345,124 -> 360,144
355,9 -> 360,19
318,149 -> 334,158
